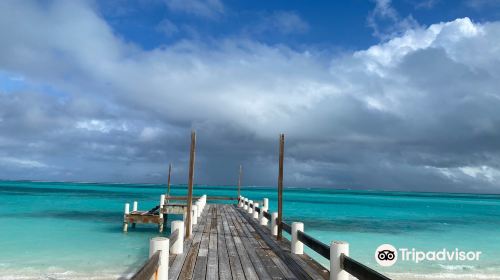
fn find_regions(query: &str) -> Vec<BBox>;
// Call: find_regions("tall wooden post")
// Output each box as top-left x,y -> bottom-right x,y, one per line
238,165 -> 242,198
277,133 -> 284,240
186,131 -> 196,238
167,163 -> 172,196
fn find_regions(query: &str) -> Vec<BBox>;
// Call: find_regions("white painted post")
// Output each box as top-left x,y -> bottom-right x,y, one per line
238,196 -> 243,207
243,198 -> 248,210
248,200 -> 254,214
170,221 -> 184,254
192,205 -> 198,225
260,206 -> 268,226
201,195 -> 206,210
159,194 -> 165,219
291,222 -> 304,254
196,201 -> 202,217
253,203 -> 259,219
149,237 -> 169,280
270,212 -> 278,236
123,203 -> 130,232
159,194 -> 166,233
263,198 -> 269,209
330,241 -> 349,280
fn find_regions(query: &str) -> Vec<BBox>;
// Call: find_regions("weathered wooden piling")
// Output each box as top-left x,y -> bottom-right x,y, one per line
167,163 -> 172,196
277,133 -> 284,240
186,131 -> 196,238
238,164 -> 242,198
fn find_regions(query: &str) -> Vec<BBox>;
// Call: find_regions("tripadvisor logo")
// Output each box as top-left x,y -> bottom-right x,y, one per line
375,244 -> 397,266
375,244 -> 482,267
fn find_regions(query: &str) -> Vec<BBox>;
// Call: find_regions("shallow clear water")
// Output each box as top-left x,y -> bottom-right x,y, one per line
0,181 -> 499,279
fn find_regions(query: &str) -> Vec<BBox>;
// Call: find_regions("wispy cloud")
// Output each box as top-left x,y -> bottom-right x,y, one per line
0,157 -> 48,169
164,0 -> 224,19
367,0 -> 420,40
250,11 -> 310,35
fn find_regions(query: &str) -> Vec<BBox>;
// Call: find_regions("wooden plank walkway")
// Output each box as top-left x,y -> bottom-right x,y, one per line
168,204 -> 328,280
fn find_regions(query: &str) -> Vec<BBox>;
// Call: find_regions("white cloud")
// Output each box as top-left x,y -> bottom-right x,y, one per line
0,157 -> 48,169
367,0 -> 420,39
75,120 -> 128,133
156,19 -> 179,36
139,127 -> 164,142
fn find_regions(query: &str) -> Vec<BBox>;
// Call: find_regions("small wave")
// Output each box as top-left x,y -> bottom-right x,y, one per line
438,264 -> 476,271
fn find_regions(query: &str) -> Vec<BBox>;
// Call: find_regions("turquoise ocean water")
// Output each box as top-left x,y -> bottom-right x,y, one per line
0,180 -> 499,280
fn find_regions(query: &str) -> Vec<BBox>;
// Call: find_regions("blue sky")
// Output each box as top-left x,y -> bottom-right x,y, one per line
97,0 -> 500,50
2,0 -> 500,193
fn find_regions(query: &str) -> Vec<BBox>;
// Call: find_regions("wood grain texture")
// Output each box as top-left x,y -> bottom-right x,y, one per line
166,204 -> 326,280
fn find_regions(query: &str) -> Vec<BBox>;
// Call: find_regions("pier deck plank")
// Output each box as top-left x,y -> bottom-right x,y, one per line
168,204 -> 327,280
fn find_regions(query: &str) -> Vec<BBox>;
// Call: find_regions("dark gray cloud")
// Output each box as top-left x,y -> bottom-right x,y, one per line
0,2 -> 500,193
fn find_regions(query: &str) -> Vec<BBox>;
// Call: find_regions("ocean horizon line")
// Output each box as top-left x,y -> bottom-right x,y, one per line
2,178 -> 500,196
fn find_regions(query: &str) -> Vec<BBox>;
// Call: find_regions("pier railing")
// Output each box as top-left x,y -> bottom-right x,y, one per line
126,195 -> 207,279
240,197 -> 391,280
130,250 -> 161,280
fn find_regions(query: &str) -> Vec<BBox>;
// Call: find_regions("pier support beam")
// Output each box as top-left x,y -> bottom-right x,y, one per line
330,241 -> 349,280
292,222 -> 304,254
277,133 -> 285,240
238,164 -> 242,198
270,212 -> 278,236
186,131 -> 196,238
150,237 -> 169,280
170,221 -> 184,255
123,203 -> 130,232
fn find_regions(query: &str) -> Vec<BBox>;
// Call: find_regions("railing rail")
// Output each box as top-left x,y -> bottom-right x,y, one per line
296,230 -> 330,259
170,228 -> 179,244
342,255 -> 391,280
130,251 -> 161,280
165,195 -> 236,201
238,196 -> 392,280
281,221 -> 292,234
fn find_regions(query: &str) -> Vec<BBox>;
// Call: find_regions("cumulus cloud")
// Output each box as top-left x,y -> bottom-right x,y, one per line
0,1 -> 500,192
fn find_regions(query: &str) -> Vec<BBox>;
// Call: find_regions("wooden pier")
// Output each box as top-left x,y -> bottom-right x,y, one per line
125,132 -> 391,280
167,203 -> 327,280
